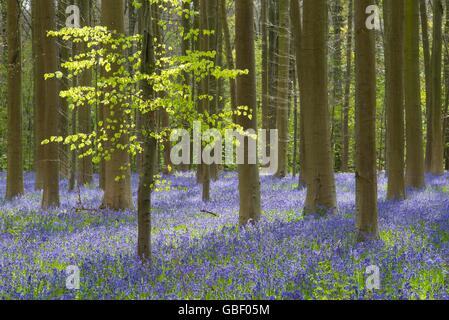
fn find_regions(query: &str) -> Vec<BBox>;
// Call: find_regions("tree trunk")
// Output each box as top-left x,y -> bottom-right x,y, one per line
198,0 -> 211,202
302,0 -> 336,215
290,0 -> 306,187
429,0 -> 445,175
355,0 -> 378,241
275,0 -> 290,177
261,0 -> 269,135
236,0 -> 261,226
404,0 -> 425,188
40,0 -> 60,209
57,0 -> 70,180
331,0 -> 343,169
101,0 -> 133,210
420,0 -> 432,172
137,1 -> 157,262
341,0 -> 353,172
385,0 -> 405,200
77,0 -> 93,186
6,0 -> 24,200
32,1 -> 45,190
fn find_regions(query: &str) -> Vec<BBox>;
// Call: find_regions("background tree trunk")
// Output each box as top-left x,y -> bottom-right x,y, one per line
275,0 -> 290,177
430,0 -> 444,175
302,0 -> 337,215
236,0 -> 261,226
341,0 -> 353,172
385,0 -> 405,200
101,0 -> 133,210
6,0 -> 24,200
41,0 -> 60,209
404,0 -> 425,188
355,0 -> 378,241
32,1 -> 45,190
420,0 -> 432,172
77,0 -> 93,186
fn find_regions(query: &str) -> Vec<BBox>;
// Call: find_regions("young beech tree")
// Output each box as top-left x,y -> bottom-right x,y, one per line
46,0 -> 242,259
137,0 -> 157,261
404,0 -> 425,188
6,0 -> 24,200
236,0 -> 261,226
302,0 -> 337,215
355,0 -> 378,241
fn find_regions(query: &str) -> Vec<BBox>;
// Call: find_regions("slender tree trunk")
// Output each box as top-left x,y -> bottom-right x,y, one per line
268,0 -> 278,136
101,0 -> 133,210
207,0 -> 219,181
199,0 -> 210,202
57,0 -> 70,180
261,0 -> 269,134
292,66 -> 298,177
405,0 -> 425,188
420,0 -> 432,172
6,0 -> 24,200
355,0 -> 378,241
291,0 -> 306,187
40,0 -> 60,209
430,0 -> 445,175
341,0 -> 353,172
275,0 -> 290,177
32,1 -> 45,190
137,1 -> 157,261
302,0 -> 336,214
236,0 -> 261,226
385,0 -> 405,200
331,0 -> 343,169
444,0 -> 449,169
77,0 -> 93,186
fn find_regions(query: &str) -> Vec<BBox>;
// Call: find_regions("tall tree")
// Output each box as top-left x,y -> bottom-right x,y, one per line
404,0 -> 425,188
355,0 -> 378,241
420,0 -> 432,171
290,0 -> 306,187
220,0 -> 236,114
236,0 -> 261,226
137,0 -> 157,261
101,0 -> 133,209
261,0 -> 269,135
331,0 -> 343,166
41,0 -> 60,208
429,0 -> 445,175
32,0 -> 45,190
198,0 -> 210,202
385,0 -> 405,200
57,0 -> 70,180
6,0 -> 24,200
341,0 -> 353,172
302,0 -> 337,214
275,0 -> 290,177
77,0 -> 93,186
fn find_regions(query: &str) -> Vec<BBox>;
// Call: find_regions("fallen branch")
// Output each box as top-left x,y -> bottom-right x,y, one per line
201,209 -> 219,217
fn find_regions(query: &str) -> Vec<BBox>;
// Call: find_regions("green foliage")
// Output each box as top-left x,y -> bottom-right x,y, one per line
43,16 -> 245,172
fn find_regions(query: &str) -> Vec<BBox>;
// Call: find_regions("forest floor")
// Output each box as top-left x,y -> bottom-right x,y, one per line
1,171 -> 449,299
